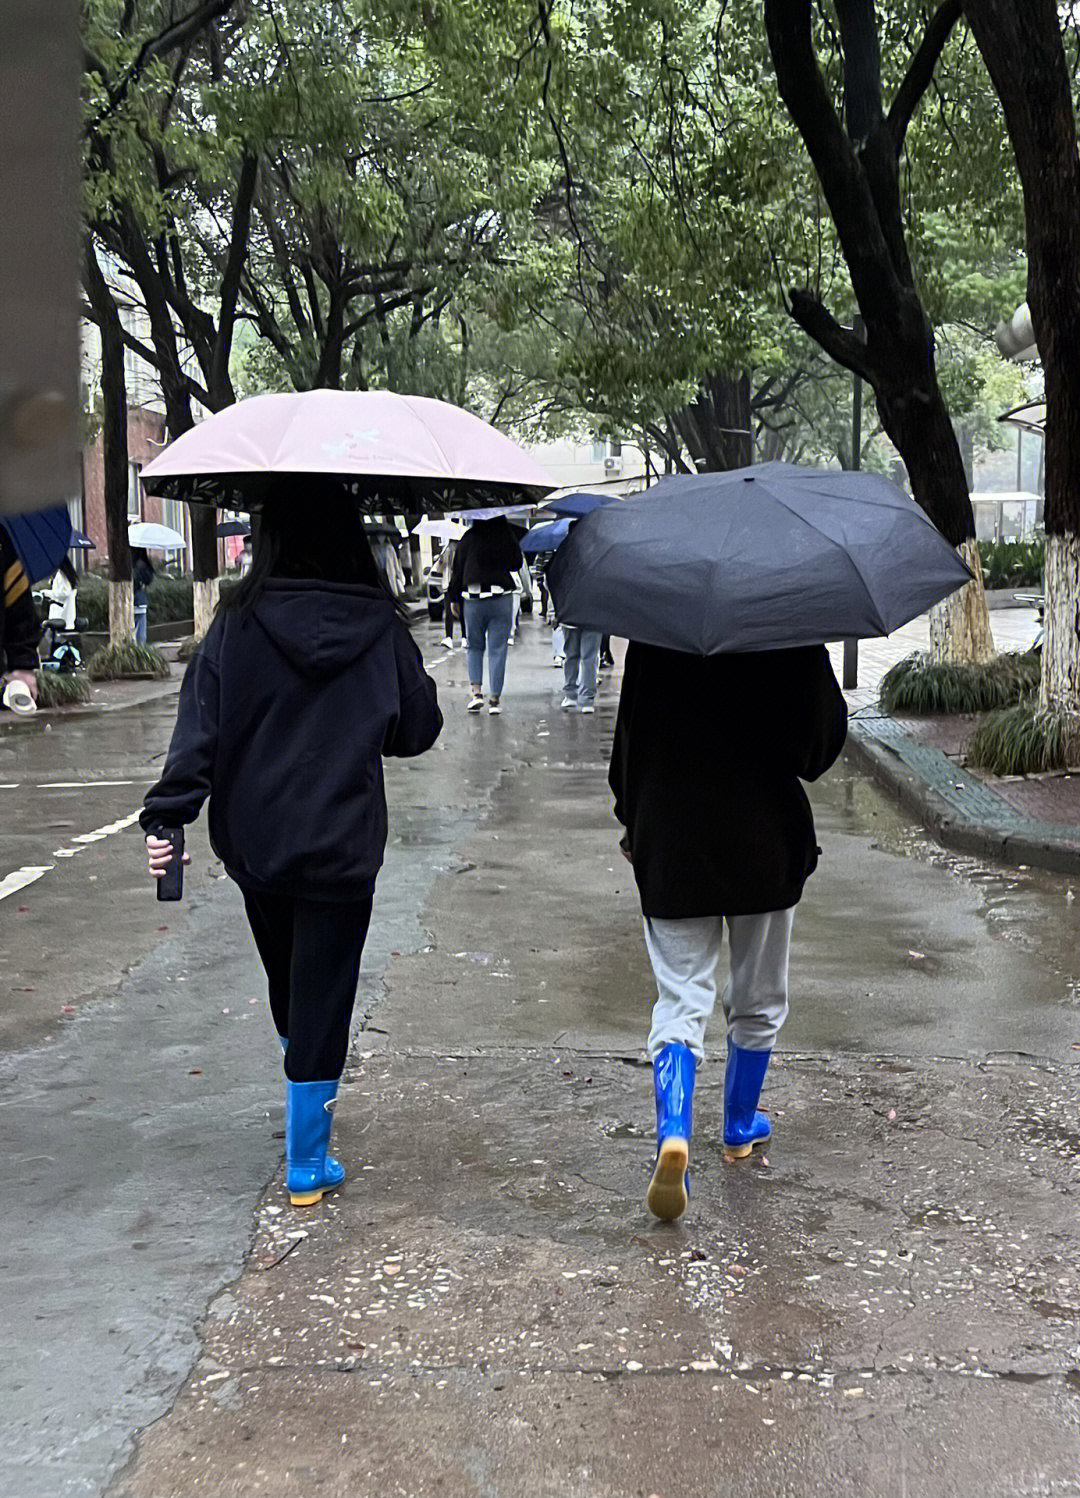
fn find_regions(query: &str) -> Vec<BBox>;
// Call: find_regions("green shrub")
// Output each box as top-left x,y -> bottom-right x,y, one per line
147,575 -> 194,623
86,641 -> 171,680
879,652 -> 1041,715
34,669 -> 91,706
967,704 -> 1067,775
76,574 -> 109,631
977,537 -> 1044,590
176,635 -> 199,662
70,573 -> 194,629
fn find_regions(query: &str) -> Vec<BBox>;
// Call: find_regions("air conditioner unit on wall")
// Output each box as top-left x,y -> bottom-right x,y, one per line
604,455 -> 622,473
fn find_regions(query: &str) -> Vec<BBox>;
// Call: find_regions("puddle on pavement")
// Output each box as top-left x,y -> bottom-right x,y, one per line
801,768 -> 1080,1058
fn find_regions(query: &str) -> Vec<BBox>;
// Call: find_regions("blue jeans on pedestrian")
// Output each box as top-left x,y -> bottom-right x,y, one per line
134,595 -> 148,644
464,593 -> 514,698
562,627 -> 602,706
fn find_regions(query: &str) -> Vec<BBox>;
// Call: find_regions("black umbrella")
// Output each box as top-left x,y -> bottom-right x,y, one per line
546,462 -> 972,655
216,517 -> 250,538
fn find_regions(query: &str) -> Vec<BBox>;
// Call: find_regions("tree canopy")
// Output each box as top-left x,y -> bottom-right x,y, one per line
81,0 -> 1033,486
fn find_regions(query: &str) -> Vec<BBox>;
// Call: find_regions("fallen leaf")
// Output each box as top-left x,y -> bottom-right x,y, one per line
188,1069 -> 202,1076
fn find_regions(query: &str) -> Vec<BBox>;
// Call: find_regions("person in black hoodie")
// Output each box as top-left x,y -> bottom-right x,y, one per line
444,516 -> 523,714
610,642 -> 847,1221
141,481 -> 442,1206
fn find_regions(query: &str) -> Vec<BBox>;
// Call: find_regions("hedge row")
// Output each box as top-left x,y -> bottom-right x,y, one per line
69,574 -> 238,631
977,537 -> 1044,590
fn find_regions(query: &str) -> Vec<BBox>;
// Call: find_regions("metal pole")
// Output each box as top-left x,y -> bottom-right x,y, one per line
843,315 -> 865,690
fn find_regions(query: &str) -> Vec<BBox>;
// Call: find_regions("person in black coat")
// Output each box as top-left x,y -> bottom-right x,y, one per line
141,480 -> 443,1206
131,548 -> 155,643
610,641 -> 847,1220
1,526 -> 41,702
445,517 -> 523,714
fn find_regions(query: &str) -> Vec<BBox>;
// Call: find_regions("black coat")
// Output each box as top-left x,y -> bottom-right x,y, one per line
141,581 -> 443,901
1,529 -> 41,671
609,642 -> 847,918
445,519 -> 523,606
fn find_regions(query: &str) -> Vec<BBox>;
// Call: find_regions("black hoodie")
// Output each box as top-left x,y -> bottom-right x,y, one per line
141,580 -> 443,901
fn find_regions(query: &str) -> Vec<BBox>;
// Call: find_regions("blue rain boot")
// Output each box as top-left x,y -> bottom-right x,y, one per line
647,1042 -> 696,1221
285,1080 -> 346,1206
723,1042 -> 772,1158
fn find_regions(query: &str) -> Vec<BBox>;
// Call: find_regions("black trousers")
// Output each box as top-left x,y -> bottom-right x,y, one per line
243,890 -> 373,1082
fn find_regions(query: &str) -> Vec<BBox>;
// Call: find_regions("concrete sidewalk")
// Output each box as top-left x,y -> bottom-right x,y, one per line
98,622 -> 1080,1498
829,611 -> 1080,876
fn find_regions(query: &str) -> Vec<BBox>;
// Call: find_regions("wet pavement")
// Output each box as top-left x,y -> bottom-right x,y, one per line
2,620 -> 1079,1497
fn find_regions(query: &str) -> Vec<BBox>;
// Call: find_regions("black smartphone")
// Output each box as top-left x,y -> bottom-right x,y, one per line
155,827 -> 185,902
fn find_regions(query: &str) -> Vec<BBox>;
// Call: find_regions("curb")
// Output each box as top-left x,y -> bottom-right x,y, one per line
845,724 -> 1080,877
0,673 -> 182,736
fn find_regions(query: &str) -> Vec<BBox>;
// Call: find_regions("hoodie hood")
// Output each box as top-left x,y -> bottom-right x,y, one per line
251,579 -> 397,677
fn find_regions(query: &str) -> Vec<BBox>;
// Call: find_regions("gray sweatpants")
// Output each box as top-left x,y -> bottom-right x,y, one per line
644,910 -> 794,1061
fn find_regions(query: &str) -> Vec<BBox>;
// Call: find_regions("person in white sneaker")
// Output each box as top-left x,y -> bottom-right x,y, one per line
445,518 -> 523,715
560,624 -> 602,712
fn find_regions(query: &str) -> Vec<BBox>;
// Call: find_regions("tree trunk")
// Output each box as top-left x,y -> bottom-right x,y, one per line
109,580 -> 134,645
964,0 -> 1080,750
763,0 -> 991,666
928,538 -> 995,665
876,367 -> 994,663
83,241 -> 133,644
669,371 -> 753,471
193,575 -> 220,637
189,509 -> 220,639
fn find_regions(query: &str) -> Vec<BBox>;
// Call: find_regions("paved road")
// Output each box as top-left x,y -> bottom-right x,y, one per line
2,619 -> 1078,1497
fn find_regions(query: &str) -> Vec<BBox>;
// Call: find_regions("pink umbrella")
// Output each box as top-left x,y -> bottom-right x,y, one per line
141,390 -> 555,512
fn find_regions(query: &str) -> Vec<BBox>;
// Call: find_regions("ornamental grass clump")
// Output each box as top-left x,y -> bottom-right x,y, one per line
879,652 -> 1040,715
977,537 -> 1045,590
86,641 -> 171,680
34,669 -> 91,707
966,704 -> 1068,776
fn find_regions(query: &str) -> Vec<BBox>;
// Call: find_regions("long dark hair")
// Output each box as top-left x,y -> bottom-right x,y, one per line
57,558 -> 78,586
221,477 -> 397,615
467,516 -> 523,567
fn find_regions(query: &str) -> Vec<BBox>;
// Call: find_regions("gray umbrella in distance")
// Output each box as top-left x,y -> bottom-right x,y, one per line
546,462 -> 973,655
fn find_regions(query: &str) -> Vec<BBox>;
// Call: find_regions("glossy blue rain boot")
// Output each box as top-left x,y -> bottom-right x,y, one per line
285,1079 -> 346,1206
723,1043 -> 772,1158
647,1042 -> 696,1221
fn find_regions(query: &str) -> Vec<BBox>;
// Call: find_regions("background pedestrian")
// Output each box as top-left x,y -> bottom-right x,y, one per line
560,623 -> 603,713
131,547 -> 155,643
1,525 -> 40,705
41,557 -> 78,656
445,516 -> 524,714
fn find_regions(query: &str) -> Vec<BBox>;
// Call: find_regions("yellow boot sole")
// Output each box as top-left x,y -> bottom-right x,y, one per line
647,1137 -> 689,1221
288,1187 -> 326,1207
